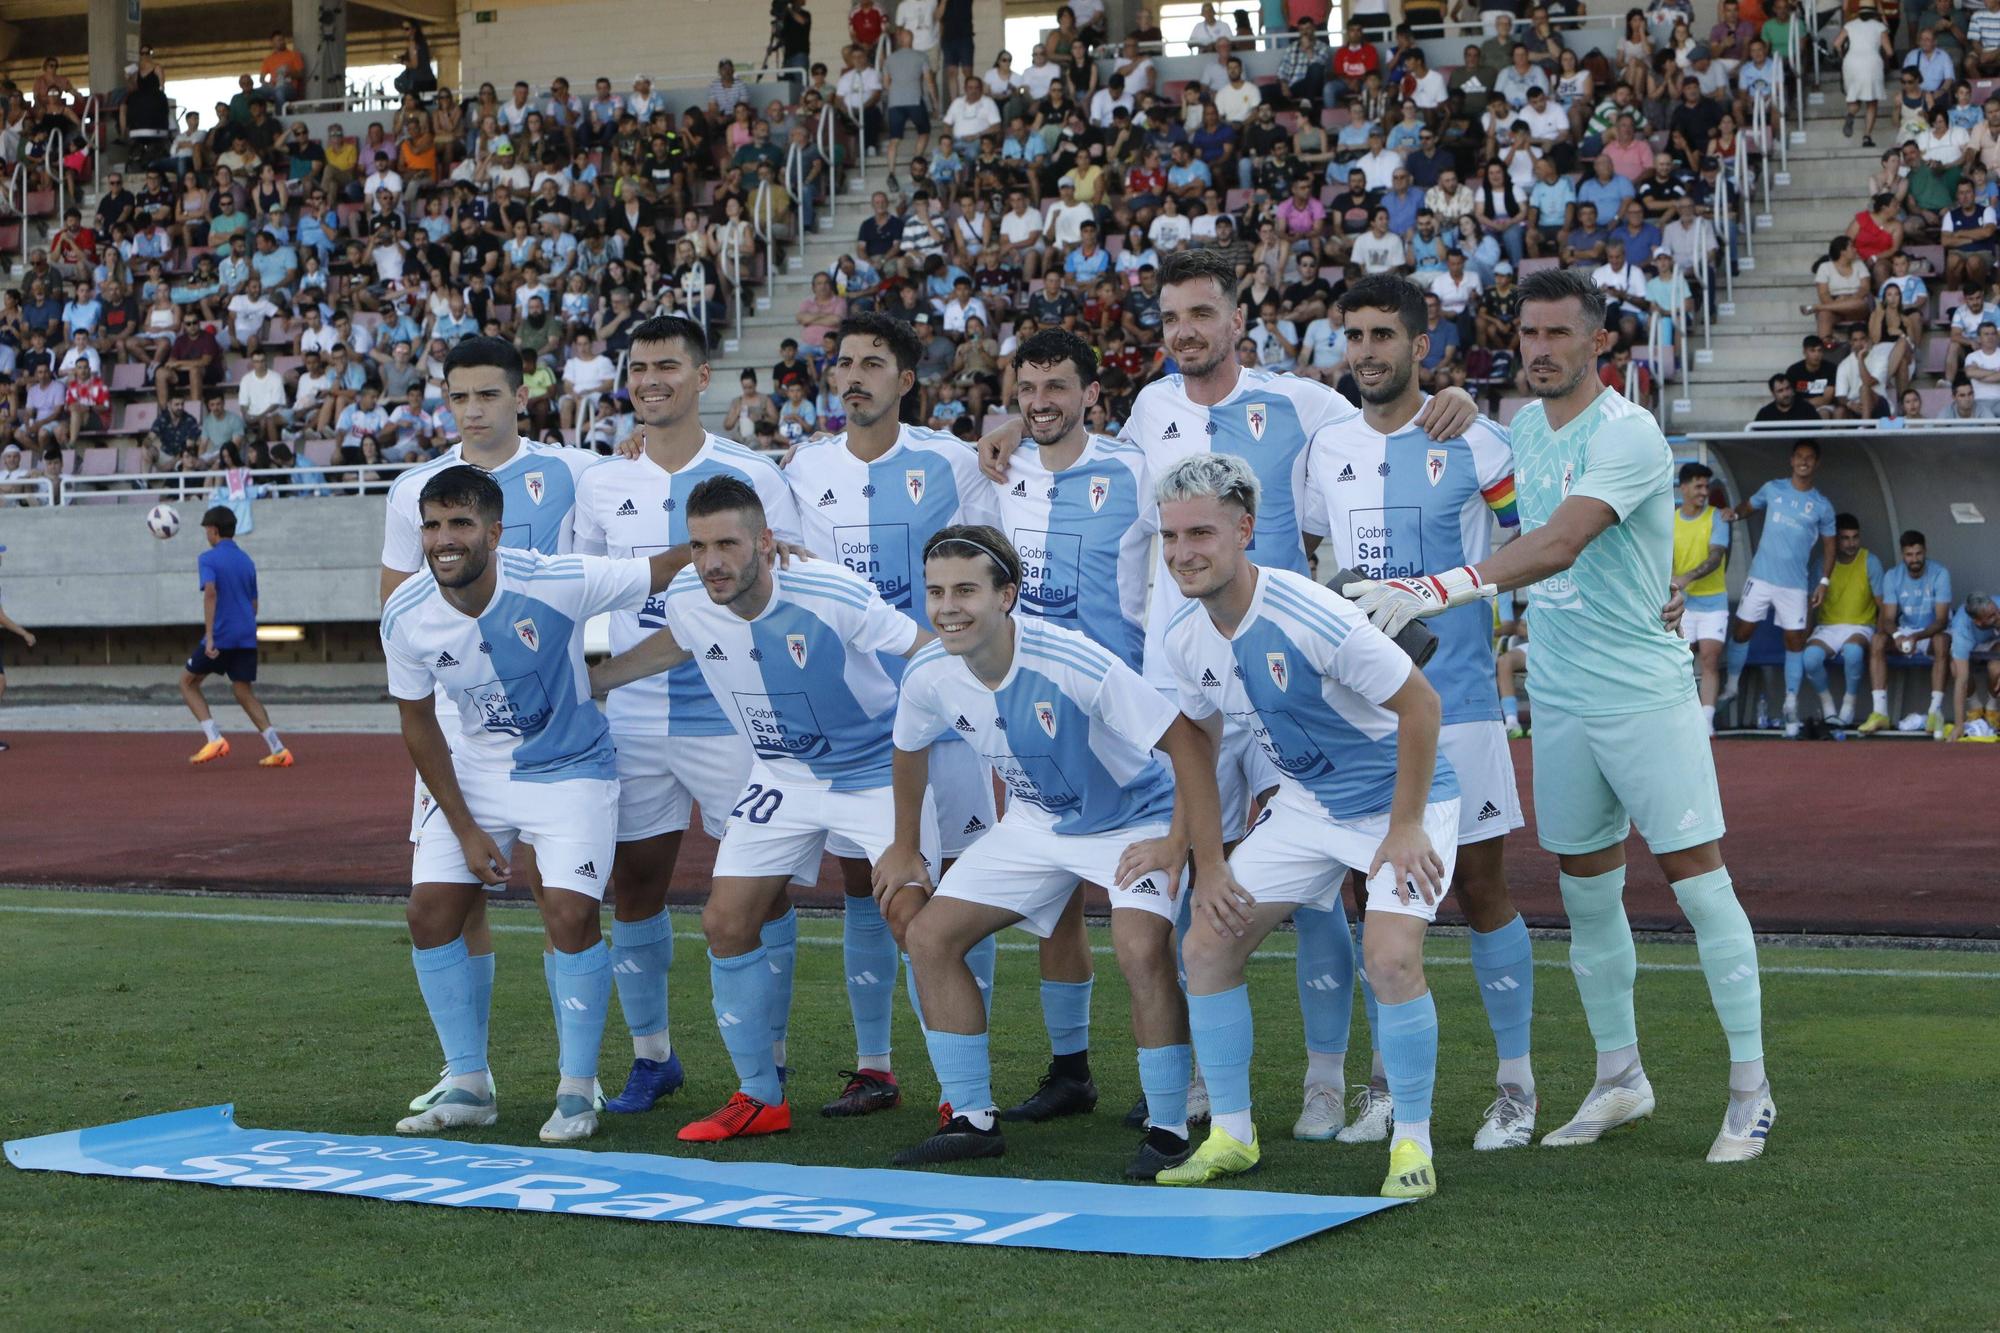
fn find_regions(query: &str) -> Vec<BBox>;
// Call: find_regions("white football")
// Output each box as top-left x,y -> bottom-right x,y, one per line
146,503 -> 181,539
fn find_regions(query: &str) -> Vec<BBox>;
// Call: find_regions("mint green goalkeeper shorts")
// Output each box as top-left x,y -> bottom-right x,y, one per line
1530,697 -> 1726,856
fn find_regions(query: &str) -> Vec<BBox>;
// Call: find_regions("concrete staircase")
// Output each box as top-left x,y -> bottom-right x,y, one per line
1680,89 -> 1881,431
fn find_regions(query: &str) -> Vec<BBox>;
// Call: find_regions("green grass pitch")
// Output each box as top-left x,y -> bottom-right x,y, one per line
2,887 -> 1995,1328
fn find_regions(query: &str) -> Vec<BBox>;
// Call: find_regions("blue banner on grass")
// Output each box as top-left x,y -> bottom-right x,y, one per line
6,1105 -> 1403,1258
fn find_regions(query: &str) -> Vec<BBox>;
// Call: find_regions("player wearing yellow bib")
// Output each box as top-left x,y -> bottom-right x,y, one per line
1347,270 -> 1775,1164
1671,463 -> 1729,730
1804,514 -> 1881,727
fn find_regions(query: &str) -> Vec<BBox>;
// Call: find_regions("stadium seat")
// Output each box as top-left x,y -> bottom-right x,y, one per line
302,439 -> 338,468
116,445 -> 148,474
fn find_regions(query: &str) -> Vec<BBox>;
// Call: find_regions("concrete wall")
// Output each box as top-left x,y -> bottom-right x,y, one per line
1,497 -> 384,629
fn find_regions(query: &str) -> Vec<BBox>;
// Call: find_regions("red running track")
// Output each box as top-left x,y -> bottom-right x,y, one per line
1,731 -> 1991,937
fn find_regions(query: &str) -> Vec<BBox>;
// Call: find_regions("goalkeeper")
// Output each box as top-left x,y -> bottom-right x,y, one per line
1347,269 -> 1774,1165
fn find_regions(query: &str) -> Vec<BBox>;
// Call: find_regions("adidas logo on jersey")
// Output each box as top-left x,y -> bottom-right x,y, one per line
573,860 -> 598,880
962,815 -> 988,835
1677,808 -> 1700,832
1477,800 -> 1501,821
1161,422 -> 1180,439
704,644 -> 729,661
953,714 -> 977,733
1011,480 -> 1027,496
434,651 -> 459,668
616,498 -> 637,516
1337,464 -> 1356,483
816,488 -> 838,507
1200,668 -> 1221,687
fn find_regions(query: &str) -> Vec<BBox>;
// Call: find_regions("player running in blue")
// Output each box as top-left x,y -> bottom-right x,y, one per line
1153,454 -> 1460,1198
1859,530 -> 1953,735
1350,269 -> 1775,1163
1716,439 -> 1837,737
381,466 -> 684,1143
381,337 -> 605,1118
1299,275 -> 1537,1151
978,329 -> 1159,1125
574,315 -> 808,1115
877,525 -> 1228,1177
179,505 -> 292,768
780,312 -> 1000,1119
588,476 -> 943,1144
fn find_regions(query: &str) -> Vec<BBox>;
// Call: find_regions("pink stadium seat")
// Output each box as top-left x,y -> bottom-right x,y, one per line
1908,245 -> 1944,277
302,439 -> 338,467
1225,188 -> 1252,211
77,448 -> 118,477
123,402 -> 158,436
1918,387 -> 1950,416
109,361 -> 148,393
116,445 -> 148,474
1923,339 -> 1949,375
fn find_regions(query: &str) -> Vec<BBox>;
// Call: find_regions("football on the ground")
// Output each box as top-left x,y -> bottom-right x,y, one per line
146,504 -> 181,539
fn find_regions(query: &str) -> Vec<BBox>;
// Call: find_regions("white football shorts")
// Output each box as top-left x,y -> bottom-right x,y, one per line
713,761 -> 941,883
1228,795 -> 1462,923
1736,577 -> 1808,632
931,814 -> 1180,937
411,767 -> 619,900
1442,719 -> 1524,844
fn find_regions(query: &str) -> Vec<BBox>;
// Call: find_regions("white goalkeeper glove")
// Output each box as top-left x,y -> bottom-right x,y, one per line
1345,566 -> 1497,637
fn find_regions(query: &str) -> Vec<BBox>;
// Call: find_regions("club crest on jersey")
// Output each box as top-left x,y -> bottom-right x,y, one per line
785,633 -> 808,668
513,617 -> 540,652
1034,700 -> 1058,738
905,469 -> 926,505
1266,651 -> 1290,692
1246,403 -> 1268,441
524,471 -> 546,506
1088,475 -> 1110,511
1561,462 -> 1575,497
1426,448 -> 1447,487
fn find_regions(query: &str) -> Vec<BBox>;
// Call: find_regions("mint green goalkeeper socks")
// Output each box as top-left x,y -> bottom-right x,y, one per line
1670,867 -> 1764,1064
1558,867 -> 1638,1054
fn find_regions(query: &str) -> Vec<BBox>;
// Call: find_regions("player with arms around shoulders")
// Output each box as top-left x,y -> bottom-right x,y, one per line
381,466 -> 690,1144
878,525 -> 1230,1178
588,476 -> 944,1143
1298,274 -> 1536,1152
1715,439 -> 1837,736
572,314 -> 809,1115
781,311 -> 1003,1120
980,329 -> 1160,1125
1672,462 -> 1731,731
180,505 -> 293,768
382,336 -> 606,1120
1153,454 -> 1459,1198
1347,268 -> 1775,1163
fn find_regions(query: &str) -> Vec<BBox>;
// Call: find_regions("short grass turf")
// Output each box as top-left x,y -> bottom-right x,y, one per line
2,887 -> 1996,1329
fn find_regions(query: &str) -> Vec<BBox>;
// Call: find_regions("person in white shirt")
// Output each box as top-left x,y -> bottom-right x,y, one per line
1114,35 -> 1156,97
1149,194 -> 1193,253
1296,316 -> 1349,384
1964,322 -> 2000,402
939,276 -> 990,337
1431,249 -> 1482,318
944,85 -> 1002,142
837,44 -> 885,136
237,349 -> 291,443
1406,52 -> 1449,111
363,157 -> 404,201
1590,240 -> 1649,323
1350,207 -> 1408,274
1089,75 -> 1134,129
1199,39 -> 1238,98
1020,45 -> 1062,100
560,334 -> 617,430
896,0 -> 942,80
228,277 -> 281,354
1214,59 -> 1260,123
982,52 -> 1024,103
1187,2 -> 1231,50
1356,130 -> 1404,191
1519,86 -> 1570,150
1043,179 -> 1095,253
998,188 -> 1048,279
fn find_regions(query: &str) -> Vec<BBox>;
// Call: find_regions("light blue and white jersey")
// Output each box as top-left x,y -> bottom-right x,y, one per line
784,424 -> 1001,631
894,617 -> 1178,835
380,550 -> 651,783
1162,567 -> 1457,823
1301,399 -> 1517,726
1881,559 -> 1953,632
381,440 -> 601,573
989,433 -> 1156,670
1743,477 -> 1836,590
658,559 -> 921,792
1124,366 -> 1359,688
1948,601 -> 1999,660
573,434 -> 805,739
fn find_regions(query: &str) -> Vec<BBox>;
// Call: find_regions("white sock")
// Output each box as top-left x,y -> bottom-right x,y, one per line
262,727 -> 284,754
1818,690 -> 1836,716
1392,1118 -> 1433,1156
1213,1108 -> 1255,1142
860,1052 -> 891,1075
1729,1057 -> 1767,1096
1497,1054 -> 1534,1097
771,1038 -> 787,1067
1595,1043 -> 1641,1084
1305,1049 -> 1345,1091
1701,703 -> 1715,726
1782,691 -> 1797,708
1368,1049 -> 1386,1085
1872,689 -> 1889,713
200,719 -> 221,744
958,1105 -> 996,1130
633,1030 -> 670,1061
1930,690 -> 1945,712
557,1074 -> 594,1101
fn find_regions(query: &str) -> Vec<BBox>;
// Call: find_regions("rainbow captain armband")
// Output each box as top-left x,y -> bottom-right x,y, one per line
1481,475 -> 1519,528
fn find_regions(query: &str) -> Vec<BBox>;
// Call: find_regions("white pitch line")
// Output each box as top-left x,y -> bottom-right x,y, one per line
4,902 -> 1996,981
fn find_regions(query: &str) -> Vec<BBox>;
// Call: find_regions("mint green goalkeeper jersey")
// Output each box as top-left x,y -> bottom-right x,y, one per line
1509,386 -> 1695,717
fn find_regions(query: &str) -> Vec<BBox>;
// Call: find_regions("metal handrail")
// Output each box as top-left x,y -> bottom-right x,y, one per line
1114,13 -> 1620,59
1750,91 -> 1774,225
44,131 -> 65,225
1714,146 -> 1737,302
58,459 -> 430,504
815,103 -> 839,225
721,230 -> 744,341
82,94 -> 102,198
4,161 -> 26,266
3,477 -> 55,506
1696,212 -> 1715,362
1735,134 -> 1754,263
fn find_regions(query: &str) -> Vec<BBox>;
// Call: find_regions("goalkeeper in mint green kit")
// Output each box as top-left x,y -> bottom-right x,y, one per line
1348,269 -> 1773,1164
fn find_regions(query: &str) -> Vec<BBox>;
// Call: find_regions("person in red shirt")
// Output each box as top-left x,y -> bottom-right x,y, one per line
1125,149 -> 1168,220
850,0 -> 887,52
62,359 -> 110,446
47,208 -> 98,283
1330,19 -> 1380,101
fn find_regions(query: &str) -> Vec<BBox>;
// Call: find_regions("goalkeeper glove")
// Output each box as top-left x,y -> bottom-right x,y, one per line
1345,566 -> 1497,637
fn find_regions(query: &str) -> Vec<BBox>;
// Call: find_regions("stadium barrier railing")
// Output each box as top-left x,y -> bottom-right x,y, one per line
57,460 -> 427,506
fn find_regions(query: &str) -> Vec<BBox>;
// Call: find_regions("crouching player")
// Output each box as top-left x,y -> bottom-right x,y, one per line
1153,454 -> 1460,1199
382,466 -> 688,1143
875,526 -> 1230,1178
588,476 -> 942,1143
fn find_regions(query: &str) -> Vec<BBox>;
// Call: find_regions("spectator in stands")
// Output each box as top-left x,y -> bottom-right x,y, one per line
1833,325 -> 1889,419
1861,530 -> 1953,733
1965,321 -> 2000,409
1946,593 -> 2000,738
1756,371 -> 1821,422
1941,178 -> 1996,289
1800,235 -> 1872,341
1837,5 -> 1892,145
1784,335 -> 1837,417
141,391 -> 203,474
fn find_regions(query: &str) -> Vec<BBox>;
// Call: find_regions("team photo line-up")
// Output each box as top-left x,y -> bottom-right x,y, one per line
374,249 -> 1771,1202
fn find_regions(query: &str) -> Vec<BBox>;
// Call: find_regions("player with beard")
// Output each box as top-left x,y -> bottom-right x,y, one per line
1296,275 -> 1537,1151
1347,268 -> 1774,1164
